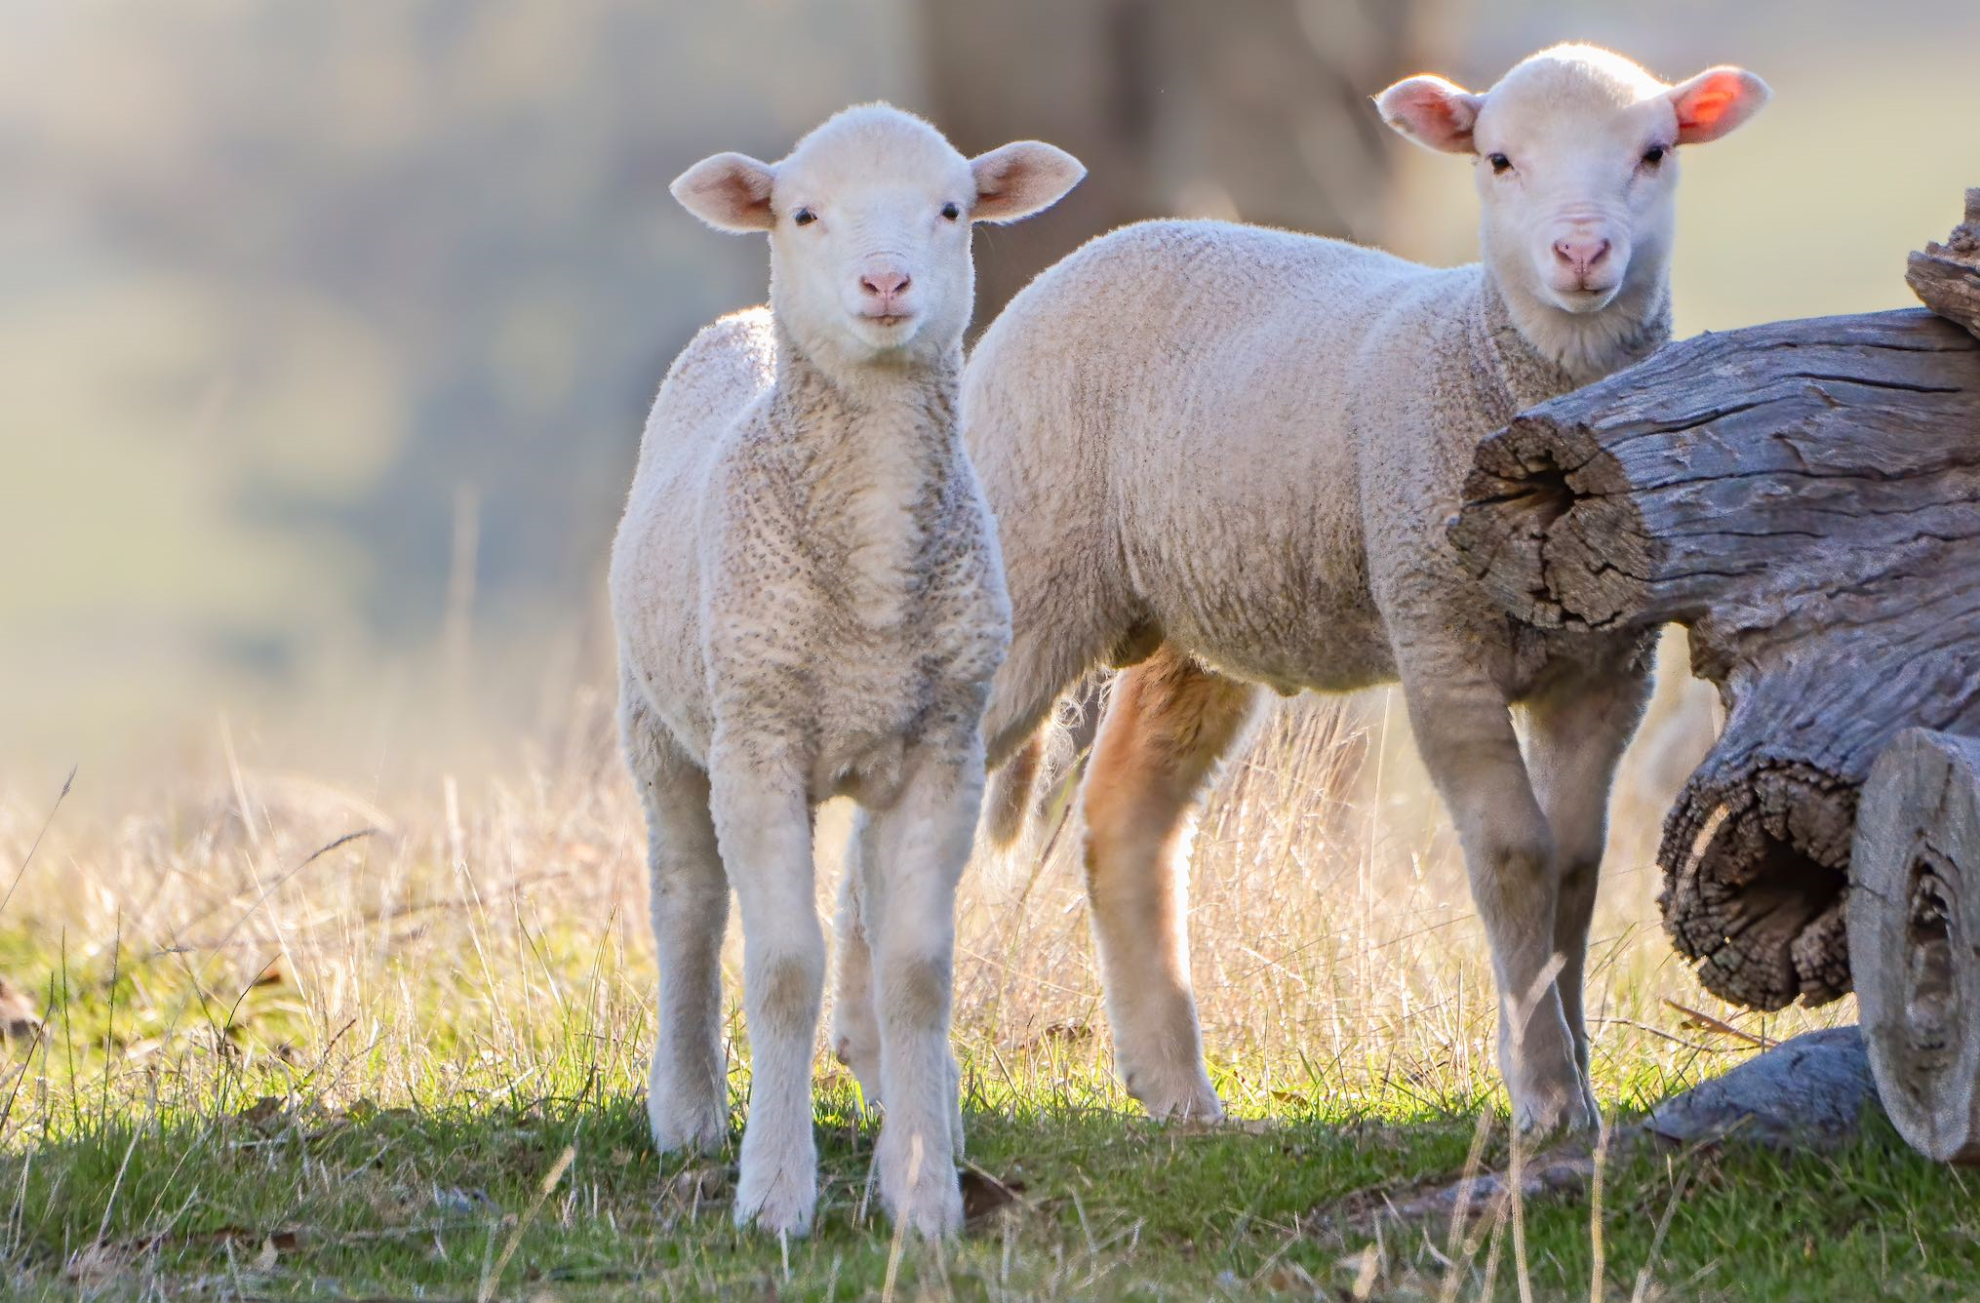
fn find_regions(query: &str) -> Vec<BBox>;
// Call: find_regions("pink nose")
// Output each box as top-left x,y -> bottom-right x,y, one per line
860,268 -> 911,302
1552,237 -> 1612,278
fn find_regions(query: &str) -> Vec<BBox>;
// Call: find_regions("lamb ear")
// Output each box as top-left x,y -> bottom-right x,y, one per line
1667,67 -> 1771,145
670,152 -> 777,232
1375,75 -> 1484,154
970,142 -> 1086,224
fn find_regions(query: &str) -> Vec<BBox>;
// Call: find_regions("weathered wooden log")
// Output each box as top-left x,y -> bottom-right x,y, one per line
1318,1028 -> 1882,1235
1448,307 -> 1980,1011
1851,729 -> 1980,1163
1907,188 -> 1980,341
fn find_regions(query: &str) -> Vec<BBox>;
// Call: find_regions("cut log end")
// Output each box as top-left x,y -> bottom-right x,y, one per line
1449,417 -> 1655,631
1850,729 -> 1980,1164
1659,766 -> 1854,1011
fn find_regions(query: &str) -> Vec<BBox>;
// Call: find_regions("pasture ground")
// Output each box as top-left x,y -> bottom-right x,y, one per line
3,689 -> 1975,1300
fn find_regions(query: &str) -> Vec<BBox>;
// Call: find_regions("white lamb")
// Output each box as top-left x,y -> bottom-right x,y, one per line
609,105 -> 1081,1236
831,46 -> 1768,1137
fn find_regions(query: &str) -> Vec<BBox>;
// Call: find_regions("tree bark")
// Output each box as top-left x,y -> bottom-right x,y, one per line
917,0 -> 1432,325
1907,188 -> 1980,341
1850,729 -> 1980,1163
1446,307 -> 1980,1011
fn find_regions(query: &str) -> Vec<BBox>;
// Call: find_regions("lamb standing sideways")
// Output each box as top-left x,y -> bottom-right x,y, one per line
833,46 -> 1768,1137
609,105 -> 1081,1236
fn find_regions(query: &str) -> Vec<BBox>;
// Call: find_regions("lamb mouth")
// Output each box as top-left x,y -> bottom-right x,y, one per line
1550,285 -> 1619,314
861,312 -> 915,328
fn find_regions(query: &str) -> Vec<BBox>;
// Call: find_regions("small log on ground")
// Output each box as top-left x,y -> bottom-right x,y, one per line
1642,1025 -> 1875,1146
1448,307 -> 1980,1010
1315,1028 -> 1879,1236
1851,729 -> 1980,1163
1907,188 -> 1980,340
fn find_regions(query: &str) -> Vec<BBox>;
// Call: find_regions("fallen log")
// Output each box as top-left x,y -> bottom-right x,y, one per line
1851,729 -> 1980,1163
1315,1027 -> 1880,1237
1448,248 -> 1980,1009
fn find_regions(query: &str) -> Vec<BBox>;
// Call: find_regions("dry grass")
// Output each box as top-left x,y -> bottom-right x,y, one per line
1,660 -> 1961,1300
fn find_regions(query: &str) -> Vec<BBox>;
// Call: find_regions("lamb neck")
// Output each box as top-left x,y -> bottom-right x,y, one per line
1483,268 -> 1673,399
768,324 -> 964,631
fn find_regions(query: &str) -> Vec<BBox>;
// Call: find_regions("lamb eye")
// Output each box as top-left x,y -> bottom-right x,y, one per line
792,207 -> 817,226
940,202 -> 961,221
1641,145 -> 1667,167
1488,153 -> 1513,174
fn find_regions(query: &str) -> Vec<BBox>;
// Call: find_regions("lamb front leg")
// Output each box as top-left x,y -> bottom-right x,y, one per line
708,756 -> 825,1237
858,748 -> 982,1237
1522,651 -> 1655,1119
1398,664 -> 1591,1139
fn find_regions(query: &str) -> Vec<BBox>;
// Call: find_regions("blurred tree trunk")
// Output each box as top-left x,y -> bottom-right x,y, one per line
919,0 -> 1442,846
919,0 -> 1438,326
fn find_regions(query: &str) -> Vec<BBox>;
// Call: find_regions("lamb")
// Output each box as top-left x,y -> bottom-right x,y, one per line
830,46 -> 1768,1138
608,104 -> 1081,1237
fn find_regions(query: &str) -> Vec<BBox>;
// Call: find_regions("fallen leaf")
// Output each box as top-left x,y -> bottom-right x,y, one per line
960,1166 -> 1026,1222
238,1096 -> 286,1129
64,1244 -> 125,1284
0,978 -> 42,1041
432,1186 -> 496,1215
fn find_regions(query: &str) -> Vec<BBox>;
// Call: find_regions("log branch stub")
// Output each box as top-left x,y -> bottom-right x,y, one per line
1907,187 -> 1980,340
1449,307 -> 1980,1011
1850,729 -> 1980,1164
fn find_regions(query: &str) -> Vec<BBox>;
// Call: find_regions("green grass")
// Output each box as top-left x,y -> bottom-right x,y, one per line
5,931 -> 1978,1302
4,689 -> 1976,1300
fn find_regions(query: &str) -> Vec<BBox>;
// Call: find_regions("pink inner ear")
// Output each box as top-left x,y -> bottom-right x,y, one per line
1421,93 -> 1466,135
1672,69 -> 1764,144
1383,79 -> 1478,152
1680,83 -> 1738,132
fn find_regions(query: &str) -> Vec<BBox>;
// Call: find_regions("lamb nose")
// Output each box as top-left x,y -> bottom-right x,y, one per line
860,269 -> 910,299
1552,237 -> 1611,274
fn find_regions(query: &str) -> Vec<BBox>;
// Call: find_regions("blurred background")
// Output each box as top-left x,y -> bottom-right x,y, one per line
3,0 -> 1976,785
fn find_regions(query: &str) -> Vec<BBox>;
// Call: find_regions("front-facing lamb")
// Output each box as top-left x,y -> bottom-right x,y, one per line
837,46 -> 1768,1139
609,105 -> 1081,1237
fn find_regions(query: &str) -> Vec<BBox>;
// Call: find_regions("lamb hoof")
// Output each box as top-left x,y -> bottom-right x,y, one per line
1512,1088 -> 1599,1143
733,1160 -> 817,1237
887,1173 -> 964,1239
879,1131 -> 963,1238
648,1092 -> 726,1156
1125,1065 -> 1225,1123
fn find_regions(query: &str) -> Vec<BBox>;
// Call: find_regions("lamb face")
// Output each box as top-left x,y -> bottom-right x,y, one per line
1378,45 -> 1768,352
670,105 -> 1083,377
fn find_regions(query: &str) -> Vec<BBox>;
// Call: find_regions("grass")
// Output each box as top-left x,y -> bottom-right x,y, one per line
3,678 -> 1977,1300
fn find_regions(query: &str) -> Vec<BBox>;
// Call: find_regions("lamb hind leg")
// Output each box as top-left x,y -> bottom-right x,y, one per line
624,690 -> 730,1156
833,617 -> 1106,1093
1081,646 -> 1259,1121
829,815 -> 883,1109
1399,666 -> 1590,1138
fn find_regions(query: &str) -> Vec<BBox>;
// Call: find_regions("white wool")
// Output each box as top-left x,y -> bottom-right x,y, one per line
919,46 -> 1768,1135
609,102 -> 1081,1239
